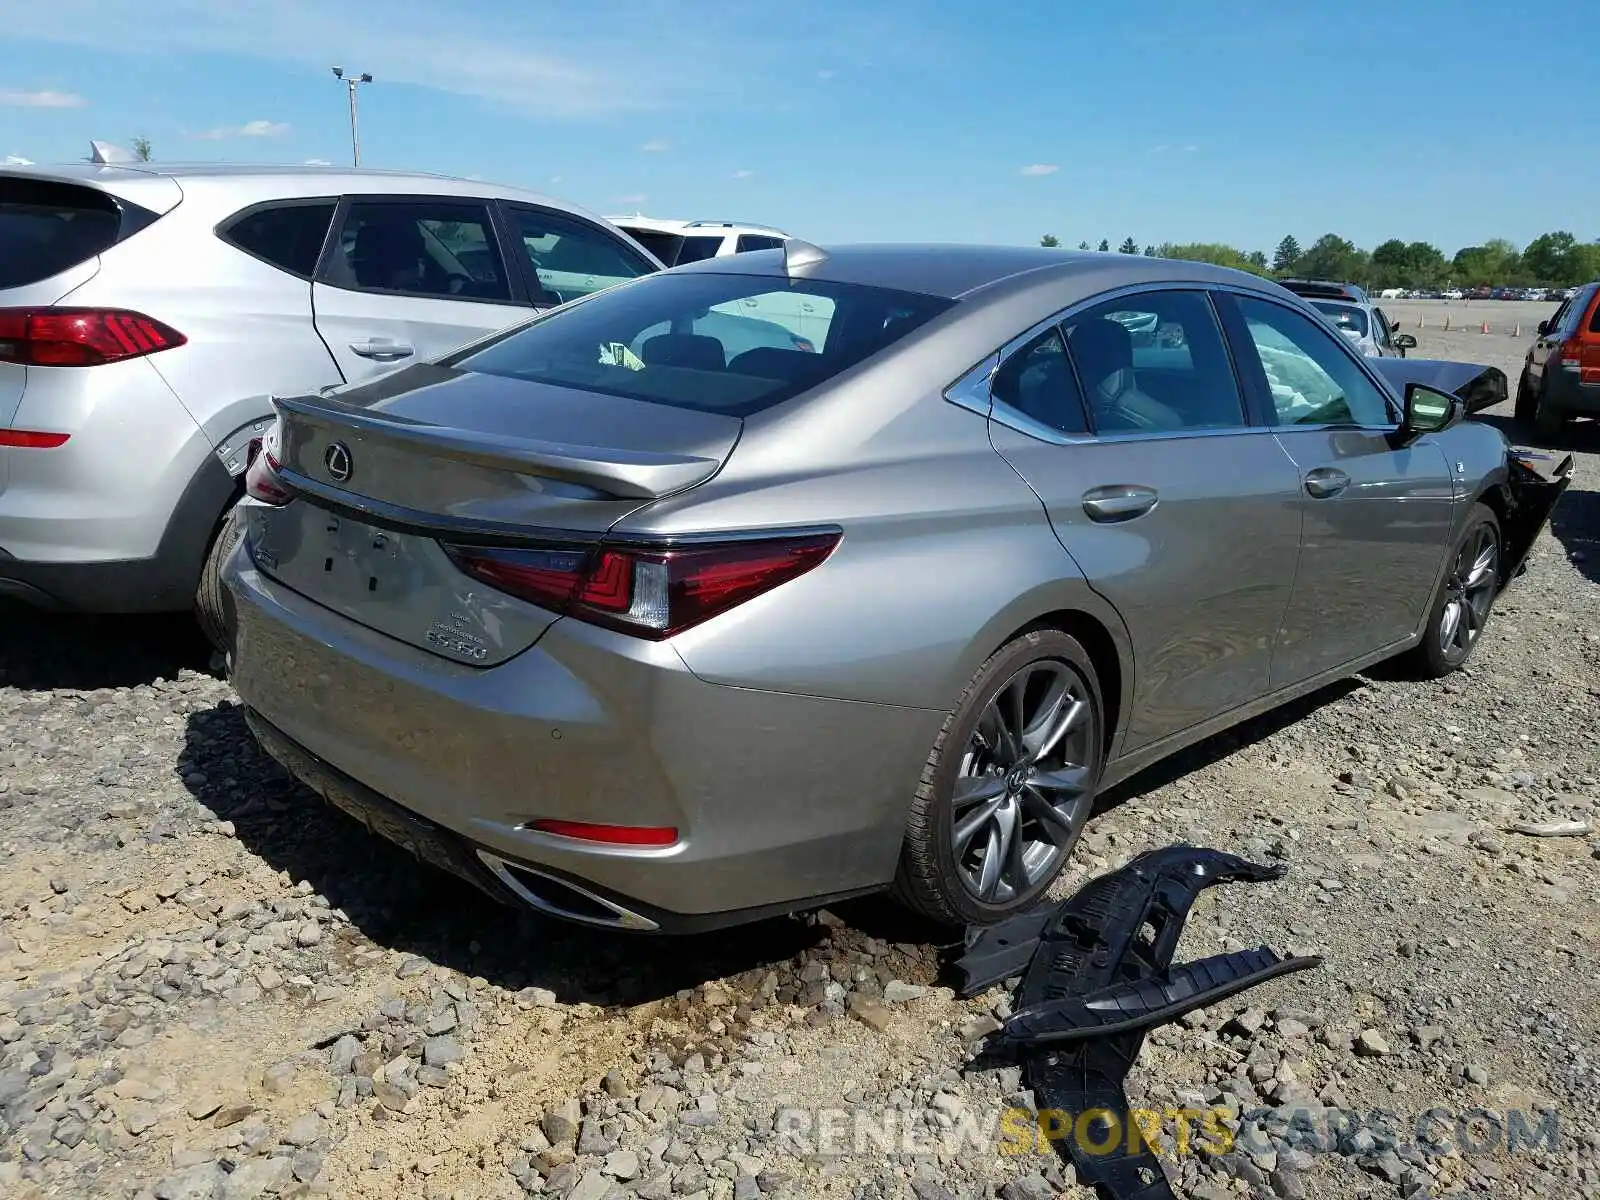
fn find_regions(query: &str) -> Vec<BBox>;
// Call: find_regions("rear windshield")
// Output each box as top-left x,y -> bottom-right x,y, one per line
1311,300 -> 1369,338
450,271 -> 953,416
0,179 -> 124,289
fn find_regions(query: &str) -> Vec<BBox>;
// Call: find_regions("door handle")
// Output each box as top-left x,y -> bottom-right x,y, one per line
349,339 -> 415,361
1303,467 -> 1350,498
1082,484 -> 1159,523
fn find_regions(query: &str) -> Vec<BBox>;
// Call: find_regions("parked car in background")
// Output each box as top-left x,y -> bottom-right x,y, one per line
605,216 -> 789,267
1276,279 -> 1413,357
224,244 -> 1565,933
0,156 -> 662,647
1516,280 -> 1600,436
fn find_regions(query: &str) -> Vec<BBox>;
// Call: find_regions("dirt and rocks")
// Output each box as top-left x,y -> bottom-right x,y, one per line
2,319 -> 1597,1200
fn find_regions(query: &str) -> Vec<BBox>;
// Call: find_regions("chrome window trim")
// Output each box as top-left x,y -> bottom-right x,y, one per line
944,280 -> 1270,447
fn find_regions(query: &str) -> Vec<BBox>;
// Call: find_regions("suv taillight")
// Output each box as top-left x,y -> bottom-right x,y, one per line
1558,336 -> 1583,370
0,308 -> 186,367
444,532 -> 841,641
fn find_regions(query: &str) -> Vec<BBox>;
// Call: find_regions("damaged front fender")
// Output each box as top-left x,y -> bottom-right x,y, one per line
1499,448 -> 1574,587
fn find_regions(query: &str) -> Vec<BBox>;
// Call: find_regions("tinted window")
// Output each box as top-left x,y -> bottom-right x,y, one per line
324,200 -> 510,301
220,202 -> 334,278
618,228 -> 683,265
504,207 -> 654,304
0,178 -> 122,289
1583,286 -> 1600,333
675,236 -> 724,264
1061,290 -> 1245,432
735,234 -> 785,253
992,327 -> 1087,434
1233,295 -> 1397,427
1371,307 -> 1394,349
451,272 -> 952,417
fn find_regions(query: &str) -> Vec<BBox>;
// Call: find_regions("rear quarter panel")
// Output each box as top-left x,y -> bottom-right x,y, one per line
622,388 -> 1134,718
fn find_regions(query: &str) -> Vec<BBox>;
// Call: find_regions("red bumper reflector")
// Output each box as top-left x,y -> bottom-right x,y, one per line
0,430 -> 70,448
528,819 -> 678,847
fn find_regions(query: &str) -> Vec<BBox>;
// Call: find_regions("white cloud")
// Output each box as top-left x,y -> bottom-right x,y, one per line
1018,163 -> 1058,177
1149,144 -> 1169,154
2,1 -> 948,120
188,119 -> 291,140
613,193 -> 647,207
5,154 -> 34,164
731,168 -> 753,179
817,69 -> 836,80
303,157 -> 331,165
1183,144 -> 1199,152
1,89 -> 86,108
639,137 -> 671,153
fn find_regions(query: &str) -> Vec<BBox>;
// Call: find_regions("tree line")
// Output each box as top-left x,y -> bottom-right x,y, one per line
1037,230 -> 1600,289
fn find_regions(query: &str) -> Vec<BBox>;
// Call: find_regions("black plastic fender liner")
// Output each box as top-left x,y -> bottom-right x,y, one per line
1500,448 -> 1574,585
954,845 -> 1324,1200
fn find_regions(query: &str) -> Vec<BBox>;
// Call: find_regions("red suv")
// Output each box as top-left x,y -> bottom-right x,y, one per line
1517,280 -> 1600,436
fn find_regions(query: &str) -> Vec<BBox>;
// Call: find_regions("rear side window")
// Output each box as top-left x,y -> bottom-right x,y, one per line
992,327 -> 1088,434
618,228 -> 683,266
1585,287 -> 1600,333
503,206 -> 655,304
0,178 -> 124,289
735,235 -> 785,253
218,201 -> 335,279
450,271 -> 952,417
323,199 -> 512,301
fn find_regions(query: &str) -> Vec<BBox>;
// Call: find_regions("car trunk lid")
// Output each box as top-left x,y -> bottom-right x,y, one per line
248,361 -> 742,663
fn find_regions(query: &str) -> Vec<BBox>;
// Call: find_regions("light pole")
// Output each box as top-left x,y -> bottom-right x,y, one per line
330,67 -> 373,166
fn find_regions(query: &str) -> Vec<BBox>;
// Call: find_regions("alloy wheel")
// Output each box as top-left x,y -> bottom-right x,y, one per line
950,660 -> 1097,904
1439,525 -> 1499,657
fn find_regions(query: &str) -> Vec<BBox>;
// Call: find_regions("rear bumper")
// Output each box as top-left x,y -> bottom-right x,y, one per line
223,545 -> 943,926
0,451 -> 236,613
1545,371 -> 1600,414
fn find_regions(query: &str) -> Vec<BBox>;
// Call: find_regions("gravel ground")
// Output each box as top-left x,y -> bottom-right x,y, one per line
2,319 -> 1597,1200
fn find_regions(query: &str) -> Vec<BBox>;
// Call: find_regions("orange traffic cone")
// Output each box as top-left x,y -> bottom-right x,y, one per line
1513,322 -> 1521,337
1444,313 -> 1451,330
1481,320 -> 1490,334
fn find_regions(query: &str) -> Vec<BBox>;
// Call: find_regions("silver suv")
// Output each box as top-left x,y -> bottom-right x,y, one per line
1277,279 -> 1416,358
0,160 -> 661,644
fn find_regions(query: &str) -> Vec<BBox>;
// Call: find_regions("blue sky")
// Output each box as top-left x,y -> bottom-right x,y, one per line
3,0 -> 1595,255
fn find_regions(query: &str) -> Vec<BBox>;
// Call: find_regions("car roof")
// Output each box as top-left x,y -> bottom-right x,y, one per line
667,243 -> 1297,303
607,215 -> 788,237
0,160 -> 594,213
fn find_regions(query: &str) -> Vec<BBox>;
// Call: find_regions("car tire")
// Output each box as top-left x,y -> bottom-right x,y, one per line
1400,503 -> 1501,680
891,627 -> 1105,928
1513,371 -> 1538,424
194,499 -> 245,656
1532,376 -> 1567,440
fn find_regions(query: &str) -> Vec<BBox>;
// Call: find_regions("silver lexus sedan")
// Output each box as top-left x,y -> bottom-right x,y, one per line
223,243 -> 1565,933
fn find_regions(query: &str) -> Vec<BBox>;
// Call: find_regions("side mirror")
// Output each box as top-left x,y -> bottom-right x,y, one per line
1393,332 -> 1418,351
1399,382 -> 1461,441
1536,320 -> 1549,336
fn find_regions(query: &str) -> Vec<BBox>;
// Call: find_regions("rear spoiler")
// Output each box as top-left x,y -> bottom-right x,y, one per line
271,391 -> 724,501
1368,358 -> 1507,414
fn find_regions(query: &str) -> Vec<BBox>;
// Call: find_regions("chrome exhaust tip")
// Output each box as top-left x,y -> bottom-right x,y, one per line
475,850 -> 659,932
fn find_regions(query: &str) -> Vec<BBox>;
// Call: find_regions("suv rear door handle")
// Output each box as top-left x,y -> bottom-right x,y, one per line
349,338 -> 414,361
1304,467 -> 1350,498
1082,484 -> 1159,523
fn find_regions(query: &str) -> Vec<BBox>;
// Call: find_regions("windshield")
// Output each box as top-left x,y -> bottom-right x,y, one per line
1311,301 -> 1368,338
450,271 -> 953,417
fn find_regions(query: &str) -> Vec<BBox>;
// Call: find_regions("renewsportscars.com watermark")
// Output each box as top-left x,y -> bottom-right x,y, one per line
771,1103 -> 1562,1161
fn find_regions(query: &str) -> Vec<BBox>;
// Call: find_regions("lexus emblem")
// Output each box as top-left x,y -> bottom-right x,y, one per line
324,441 -> 353,482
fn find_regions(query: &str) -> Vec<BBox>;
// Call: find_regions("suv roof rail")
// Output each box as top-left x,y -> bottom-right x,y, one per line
683,219 -> 788,234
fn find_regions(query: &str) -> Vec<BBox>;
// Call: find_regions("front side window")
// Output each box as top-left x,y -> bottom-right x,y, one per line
451,272 -> 951,417
1061,290 -> 1245,432
324,200 -> 510,301
674,236 -> 725,264
505,207 -> 655,304
1232,295 -> 1397,427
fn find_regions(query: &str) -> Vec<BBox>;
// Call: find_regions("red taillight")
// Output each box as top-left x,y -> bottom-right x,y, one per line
0,430 -> 70,448
0,308 -> 186,367
528,819 -> 678,847
1558,336 -> 1583,370
443,531 -> 841,640
244,438 -> 293,506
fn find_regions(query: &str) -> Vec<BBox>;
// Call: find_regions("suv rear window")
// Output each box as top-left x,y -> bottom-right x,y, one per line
450,271 -> 953,417
618,228 -> 683,266
0,179 -> 125,289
